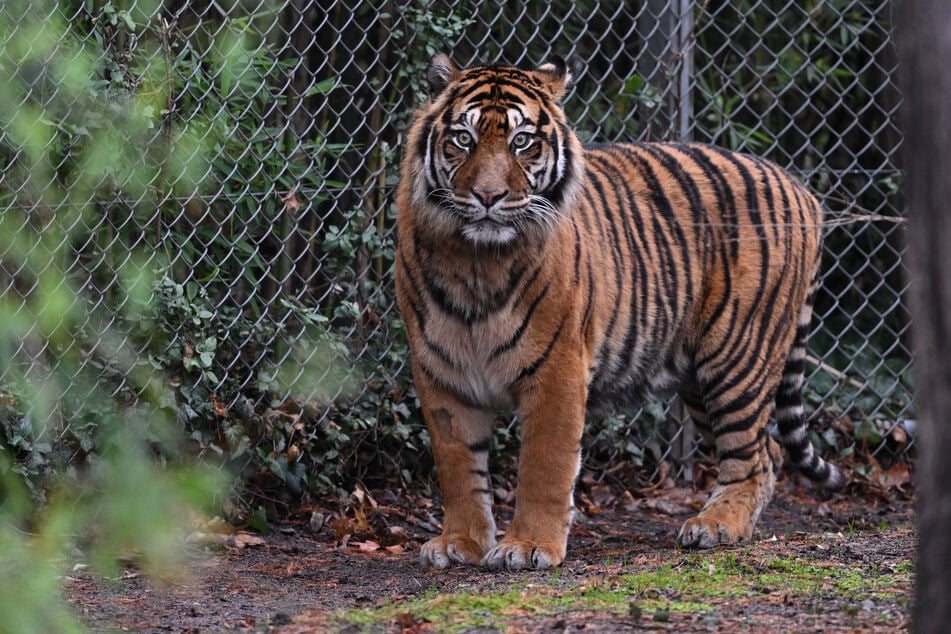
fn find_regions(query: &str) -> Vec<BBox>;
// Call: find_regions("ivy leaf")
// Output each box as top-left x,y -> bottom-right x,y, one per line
246,506 -> 271,534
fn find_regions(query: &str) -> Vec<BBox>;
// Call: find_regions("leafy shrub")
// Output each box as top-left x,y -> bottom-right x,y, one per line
1,4 -> 224,630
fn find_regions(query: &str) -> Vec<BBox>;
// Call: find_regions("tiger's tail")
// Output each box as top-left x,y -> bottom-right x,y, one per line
774,271 -> 847,489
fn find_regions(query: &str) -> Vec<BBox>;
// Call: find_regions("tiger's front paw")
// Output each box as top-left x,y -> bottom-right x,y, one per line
481,538 -> 563,570
677,513 -> 753,549
419,534 -> 490,569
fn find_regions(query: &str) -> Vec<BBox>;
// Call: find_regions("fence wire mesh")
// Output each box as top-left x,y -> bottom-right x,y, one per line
0,0 -> 910,487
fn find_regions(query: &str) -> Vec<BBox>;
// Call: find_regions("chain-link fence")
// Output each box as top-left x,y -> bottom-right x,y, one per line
0,1 -> 909,492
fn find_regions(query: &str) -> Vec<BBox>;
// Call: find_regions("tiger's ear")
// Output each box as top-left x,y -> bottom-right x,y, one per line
428,54 -> 458,97
534,56 -> 572,101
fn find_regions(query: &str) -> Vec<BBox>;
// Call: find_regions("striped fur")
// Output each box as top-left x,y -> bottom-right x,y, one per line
395,55 -> 845,570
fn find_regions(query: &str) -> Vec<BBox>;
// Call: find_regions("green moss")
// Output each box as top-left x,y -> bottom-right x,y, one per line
341,586 -> 559,632
893,561 -> 915,574
333,549 -> 912,632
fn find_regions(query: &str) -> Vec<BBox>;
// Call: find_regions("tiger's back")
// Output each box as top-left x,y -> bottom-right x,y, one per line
395,55 -> 843,571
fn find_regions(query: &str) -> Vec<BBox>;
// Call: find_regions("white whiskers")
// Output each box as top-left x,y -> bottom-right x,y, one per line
527,194 -> 564,231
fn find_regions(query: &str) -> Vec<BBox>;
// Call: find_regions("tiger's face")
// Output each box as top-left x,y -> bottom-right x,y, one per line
407,55 -> 583,247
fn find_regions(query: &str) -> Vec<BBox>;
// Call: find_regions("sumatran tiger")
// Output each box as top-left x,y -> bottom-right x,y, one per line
394,54 -> 845,571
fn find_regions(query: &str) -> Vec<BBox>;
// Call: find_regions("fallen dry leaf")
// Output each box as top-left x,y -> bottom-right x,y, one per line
286,444 -> 300,461
383,525 -> 409,547
395,611 -> 430,634
210,393 -> 228,417
890,424 -> 908,445
882,464 -> 911,488
232,531 -> 266,549
640,461 -> 673,494
352,484 -> 379,509
280,186 -> 303,215
185,531 -> 229,546
619,489 -> 642,512
350,540 -> 381,553
330,515 -> 353,541
588,483 -> 615,508
641,498 -> 691,516
640,487 -> 708,516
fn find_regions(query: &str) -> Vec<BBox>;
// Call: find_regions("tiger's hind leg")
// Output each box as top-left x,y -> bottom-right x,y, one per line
677,365 -> 783,549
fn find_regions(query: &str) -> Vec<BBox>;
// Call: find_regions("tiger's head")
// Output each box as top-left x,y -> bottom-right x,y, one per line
401,54 -> 584,247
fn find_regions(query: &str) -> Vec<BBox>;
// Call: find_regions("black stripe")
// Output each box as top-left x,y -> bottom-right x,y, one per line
571,217 -> 582,283
416,112 -> 437,160
678,144 -> 740,259
398,253 -> 428,329
705,390 -> 759,421
580,260 -> 596,339
627,146 -> 704,338
708,147 -> 771,305
517,315 -> 567,382
712,404 -> 770,440
716,464 -> 761,486
544,123 -> 576,208
580,165 -> 624,368
423,336 -> 456,369
468,437 -> 492,453
775,385 -> 803,406
426,126 -> 443,188
599,149 -> 652,378
699,241 -> 736,344
399,251 -> 460,370
455,75 -> 550,105
489,282 -> 550,361
511,263 -> 545,312
416,363 -> 481,410
781,358 -> 805,377
415,246 -> 529,324
699,263 -> 787,400
584,150 -> 646,381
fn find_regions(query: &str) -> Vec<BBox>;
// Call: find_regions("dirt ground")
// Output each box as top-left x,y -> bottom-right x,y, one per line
64,477 -> 915,633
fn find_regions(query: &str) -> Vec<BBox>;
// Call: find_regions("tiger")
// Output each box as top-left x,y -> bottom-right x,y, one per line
394,54 -> 845,571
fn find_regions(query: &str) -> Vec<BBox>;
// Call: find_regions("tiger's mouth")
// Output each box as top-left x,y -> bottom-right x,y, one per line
455,197 -> 564,246
467,209 -> 515,225
460,214 -> 520,245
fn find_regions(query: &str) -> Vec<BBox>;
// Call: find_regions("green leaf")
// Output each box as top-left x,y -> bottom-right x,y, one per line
119,10 -> 136,32
246,506 -> 271,534
306,78 -> 339,96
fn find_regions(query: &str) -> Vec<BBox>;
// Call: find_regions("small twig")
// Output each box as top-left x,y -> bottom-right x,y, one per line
805,353 -> 868,392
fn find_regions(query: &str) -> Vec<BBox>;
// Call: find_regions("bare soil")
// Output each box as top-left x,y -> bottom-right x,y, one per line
64,479 -> 915,633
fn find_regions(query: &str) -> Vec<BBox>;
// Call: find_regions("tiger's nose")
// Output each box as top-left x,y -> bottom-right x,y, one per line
471,187 -> 508,208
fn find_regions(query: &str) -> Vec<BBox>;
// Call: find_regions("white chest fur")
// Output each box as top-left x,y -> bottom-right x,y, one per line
422,312 -> 521,410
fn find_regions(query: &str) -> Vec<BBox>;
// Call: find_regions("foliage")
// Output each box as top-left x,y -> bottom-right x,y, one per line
0,0 -> 461,515
0,2 -> 224,631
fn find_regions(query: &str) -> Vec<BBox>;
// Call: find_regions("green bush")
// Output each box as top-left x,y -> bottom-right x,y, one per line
0,0 -> 449,517
1,3 -> 224,630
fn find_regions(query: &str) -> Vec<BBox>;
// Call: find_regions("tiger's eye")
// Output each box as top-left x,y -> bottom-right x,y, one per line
455,131 -> 473,148
512,132 -> 532,150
